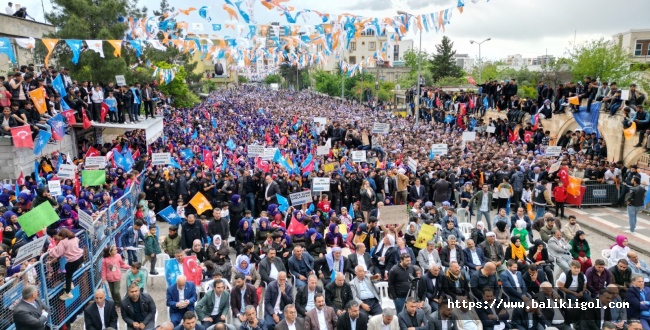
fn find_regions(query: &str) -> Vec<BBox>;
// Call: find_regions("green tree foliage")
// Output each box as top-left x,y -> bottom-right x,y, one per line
279,65 -> 309,90
154,62 -> 199,108
44,0 -> 146,83
313,70 -> 344,97
400,49 -> 433,87
238,75 -> 249,84
351,80 -> 395,102
264,74 -> 282,84
429,36 -> 463,82
569,38 -> 633,85
201,80 -> 217,93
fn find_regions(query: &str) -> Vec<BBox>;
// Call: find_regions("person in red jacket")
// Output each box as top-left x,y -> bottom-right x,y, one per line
552,181 -> 568,219
317,194 -> 331,213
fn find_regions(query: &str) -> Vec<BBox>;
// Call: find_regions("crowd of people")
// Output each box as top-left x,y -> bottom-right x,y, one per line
1,79 -> 649,330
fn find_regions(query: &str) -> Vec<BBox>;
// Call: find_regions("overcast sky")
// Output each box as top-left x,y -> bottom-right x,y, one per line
20,0 -> 650,60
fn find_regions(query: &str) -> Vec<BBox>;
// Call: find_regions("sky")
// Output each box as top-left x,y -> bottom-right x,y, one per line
20,0 -> 650,61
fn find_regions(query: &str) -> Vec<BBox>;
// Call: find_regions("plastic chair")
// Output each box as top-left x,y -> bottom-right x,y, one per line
456,208 -> 469,223
146,253 -> 170,286
601,249 -> 612,260
374,281 -> 395,309
459,223 -> 474,238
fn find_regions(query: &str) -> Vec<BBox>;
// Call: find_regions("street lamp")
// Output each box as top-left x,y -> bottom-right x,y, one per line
469,38 -> 491,84
397,10 -> 422,124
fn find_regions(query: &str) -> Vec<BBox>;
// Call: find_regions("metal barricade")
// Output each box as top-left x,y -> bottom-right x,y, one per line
579,183 -> 619,206
0,261 -> 46,330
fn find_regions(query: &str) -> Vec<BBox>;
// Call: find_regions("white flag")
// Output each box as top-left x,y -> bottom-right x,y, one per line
147,40 -> 168,51
85,40 -> 104,58
15,37 -> 35,49
216,147 -> 223,165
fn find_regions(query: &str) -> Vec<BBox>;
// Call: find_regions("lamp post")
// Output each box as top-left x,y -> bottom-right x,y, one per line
469,38 -> 491,85
397,10 -> 422,124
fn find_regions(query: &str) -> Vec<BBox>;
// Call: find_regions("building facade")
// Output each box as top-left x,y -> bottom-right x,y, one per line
613,29 -> 650,63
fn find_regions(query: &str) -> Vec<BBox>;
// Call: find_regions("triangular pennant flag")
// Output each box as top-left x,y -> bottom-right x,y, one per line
107,40 -> 122,57
65,40 -> 83,64
41,39 -> 59,68
85,40 -> 104,58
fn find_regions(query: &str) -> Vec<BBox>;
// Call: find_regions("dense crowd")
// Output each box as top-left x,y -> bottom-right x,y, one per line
1,81 -> 650,330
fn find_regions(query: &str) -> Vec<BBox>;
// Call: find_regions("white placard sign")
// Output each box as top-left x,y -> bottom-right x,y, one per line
317,146 -> 330,156
621,89 -> 630,101
48,181 -> 62,196
85,156 -> 106,169
351,151 -> 367,163
486,126 -> 496,133
462,132 -> 476,141
14,235 -> 49,265
78,210 -> 94,233
261,148 -> 277,161
57,164 -> 76,179
248,145 -> 264,157
407,157 -> 418,173
431,144 -> 448,156
545,146 -> 562,156
314,117 -> 327,126
312,178 -> 330,192
372,122 -> 390,134
290,191 -> 313,206
151,152 -> 171,165
115,75 -> 126,86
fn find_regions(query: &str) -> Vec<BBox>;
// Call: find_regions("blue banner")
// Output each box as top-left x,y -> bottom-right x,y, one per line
0,37 -> 16,64
65,40 -> 83,65
572,102 -> 602,138
129,40 -> 142,57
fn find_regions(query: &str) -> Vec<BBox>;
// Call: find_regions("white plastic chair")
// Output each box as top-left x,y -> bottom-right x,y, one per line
602,249 -> 612,260
374,281 -> 395,309
146,253 -> 170,286
456,208 -> 469,223
459,223 -> 474,238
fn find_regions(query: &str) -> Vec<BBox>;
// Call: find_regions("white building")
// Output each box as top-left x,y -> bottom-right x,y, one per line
451,54 -> 475,72
613,29 -> 650,63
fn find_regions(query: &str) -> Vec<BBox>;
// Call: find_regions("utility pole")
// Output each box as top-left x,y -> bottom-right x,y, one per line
470,38 -> 491,85
397,10 -> 422,124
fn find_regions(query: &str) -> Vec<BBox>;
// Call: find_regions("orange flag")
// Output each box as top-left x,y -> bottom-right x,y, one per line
29,87 -> 47,114
567,176 -> 582,197
568,96 -> 579,106
624,122 -> 636,140
189,192 -> 213,215
41,39 -> 59,68
107,40 -> 122,57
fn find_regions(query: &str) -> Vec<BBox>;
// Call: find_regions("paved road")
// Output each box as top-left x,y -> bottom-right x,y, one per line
70,206 -> 650,330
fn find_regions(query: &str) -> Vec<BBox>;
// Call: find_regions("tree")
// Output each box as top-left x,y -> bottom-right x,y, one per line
43,0 -> 146,83
279,65 -> 309,90
540,57 -> 572,89
313,70 -> 344,97
154,61 -> 199,108
568,38 -> 633,85
400,49 -> 433,88
429,36 -> 463,82
264,74 -> 282,84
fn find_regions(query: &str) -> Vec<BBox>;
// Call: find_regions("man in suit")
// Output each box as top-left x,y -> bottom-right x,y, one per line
347,243 -> 373,274
314,247 -> 350,283
121,283 -> 157,330
167,275 -> 198,326
195,279 -> 231,329
337,301 -> 368,330
427,298 -> 458,330
349,265 -> 383,317
479,232 -> 506,273
264,175 -> 280,207
264,272 -> 294,330
500,260 -> 529,303
397,297 -> 428,330
304,293 -> 337,330
408,178 -> 427,204
173,311 -> 206,330
368,308 -> 399,330
288,245 -> 315,288
325,272 -> 355,316
462,239 -> 486,277
275,304 -> 305,330
416,240 -> 441,272
13,285 -> 50,330
475,287 -> 508,330
295,275 -> 322,317
84,288 -> 119,330
259,248 -> 287,284
231,273 -> 259,329
527,166 -> 547,184
418,264 -> 443,313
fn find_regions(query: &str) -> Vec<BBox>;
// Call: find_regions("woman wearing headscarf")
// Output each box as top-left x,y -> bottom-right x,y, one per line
308,214 -> 325,235
359,180 -> 376,221
325,223 -> 344,248
470,221 -> 487,246
528,239 -> 553,281
305,228 -> 326,259
235,219 -> 254,255
14,193 -> 31,211
494,220 -> 511,247
404,222 -> 419,255
207,234 -> 231,274
187,239 -> 209,263
504,236 -> 528,272
231,254 -> 261,287
371,234 -> 396,279
255,217 -> 273,247
511,219 -> 530,250
58,204 -> 80,232
608,235 -> 630,267
229,194 -> 245,237
570,230 -> 592,273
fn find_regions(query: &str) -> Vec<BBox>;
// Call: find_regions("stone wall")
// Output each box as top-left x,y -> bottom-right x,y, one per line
0,14 -> 55,72
0,133 -> 76,180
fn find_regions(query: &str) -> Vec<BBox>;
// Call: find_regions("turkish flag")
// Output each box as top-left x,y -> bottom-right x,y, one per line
279,136 -> 288,146
62,110 -> 76,124
74,173 -> 80,197
100,103 -> 109,123
256,157 -> 270,173
182,255 -> 202,286
273,125 -> 279,135
287,217 -> 307,235
203,150 -> 213,169
11,125 -> 33,148
16,171 -> 25,186
82,109 -> 92,129
468,76 -> 476,85
558,166 -> 570,187
85,146 -> 100,158
132,149 -> 140,161
524,131 -> 534,143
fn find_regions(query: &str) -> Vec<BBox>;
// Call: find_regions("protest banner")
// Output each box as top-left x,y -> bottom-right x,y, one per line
78,210 -> 94,233
84,156 -> 106,169
351,150 -> 367,163
414,224 -> 437,249
372,122 -> 390,134
151,152 -> 171,165
316,146 -> 330,156
322,162 -> 337,173
48,180 -> 62,196
262,148 -> 277,160
17,203 -> 59,236
431,144 -> 448,156
545,146 -> 562,156
462,132 -> 476,141
14,235 -> 49,265
486,126 -> 496,133
312,178 -> 330,192
247,144 -> 264,157
57,164 -> 76,179
407,157 -> 418,172
380,205 -> 409,226
290,191 -> 312,206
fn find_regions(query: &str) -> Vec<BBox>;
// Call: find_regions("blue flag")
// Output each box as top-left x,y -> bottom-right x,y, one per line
0,38 -> 16,64
238,120 -> 246,129
159,205 -> 183,225
429,148 -> 434,160
273,150 -> 292,172
52,74 -> 67,97
170,157 -> 181,169
164,259 -> 182,286
34,161 -> 42,188
348,203 -> 354,219
56,153 -> 62,172
226,138 -> 236,151
572,102 -> 602,138
123,148 -> 134,170
61,98 -> 71,110
211,118 -> 217,128
221,158 -> 228,172
129,40 -> 143,57
191,130 -> 198,140
113,149 -> 129,171
33,130 -> 51,155
65,40 -> 83,65
276,194 -> 289,212
344,162 -> 355,173
47,114 -> 66,140
307,203 -> 314,215
180,148 -> 194,161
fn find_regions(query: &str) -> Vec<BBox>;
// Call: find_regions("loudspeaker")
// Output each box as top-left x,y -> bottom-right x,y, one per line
214,63 -> 224,76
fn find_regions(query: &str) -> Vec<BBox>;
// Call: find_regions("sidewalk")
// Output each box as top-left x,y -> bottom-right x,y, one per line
566,206 -> 650,255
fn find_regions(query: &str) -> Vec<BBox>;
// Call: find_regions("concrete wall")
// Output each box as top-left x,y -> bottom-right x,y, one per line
0,13 -> 55,73
0,133 -> 76,179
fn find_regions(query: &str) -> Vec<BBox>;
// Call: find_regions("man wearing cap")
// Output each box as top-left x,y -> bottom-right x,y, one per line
479,232 -> 505,273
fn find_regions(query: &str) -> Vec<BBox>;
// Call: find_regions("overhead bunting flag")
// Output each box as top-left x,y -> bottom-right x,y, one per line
65,40 -> 83,64
42,39 -> 59,68
29,87 -> 47,114
14,37 -> 35,49
107,40 -> 122,57
11,125 -> 33,149
189,192 -> 212,215
0,37 -> 17,64
85,40 -> 105,58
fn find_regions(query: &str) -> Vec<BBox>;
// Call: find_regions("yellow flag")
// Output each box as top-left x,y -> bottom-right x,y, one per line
624,122 -> 636,140
414,224 -> 437,249
107,40 -> 122,57
568,96 -> 579,106
29,87 -> 47,114
567,176 -> 582,197
189,192 -> 213,215
41,39 -> 59,68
